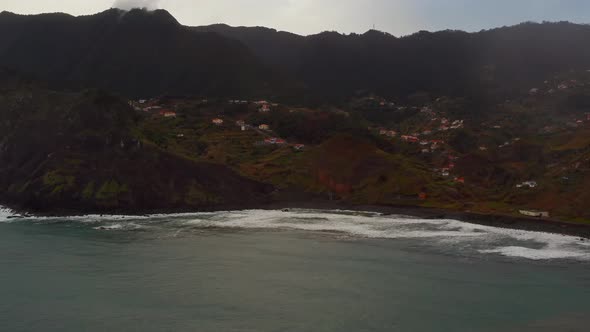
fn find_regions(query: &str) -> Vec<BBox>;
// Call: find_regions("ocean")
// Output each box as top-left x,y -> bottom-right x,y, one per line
1,207 -> 589,331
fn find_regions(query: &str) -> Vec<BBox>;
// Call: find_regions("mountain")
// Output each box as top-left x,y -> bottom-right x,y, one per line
2,8 -> 590,103
195,21 -> 590,102
0,9 -> 282,98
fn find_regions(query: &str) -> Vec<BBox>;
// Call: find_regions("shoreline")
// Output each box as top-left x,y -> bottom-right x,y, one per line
3,199 -> 590,239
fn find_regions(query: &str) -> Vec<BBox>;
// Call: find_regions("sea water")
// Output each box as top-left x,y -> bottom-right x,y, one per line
0,207 -> 589,331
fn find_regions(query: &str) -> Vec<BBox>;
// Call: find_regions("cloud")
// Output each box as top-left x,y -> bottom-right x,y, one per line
112,0 -> 161,11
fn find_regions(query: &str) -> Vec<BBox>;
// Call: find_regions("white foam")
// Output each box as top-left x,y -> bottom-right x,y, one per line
0,206 -> 16,223
2,207 -> 589,261
93,222 -> 144,231
178,209 -> 590,260
480,246 -> 589,260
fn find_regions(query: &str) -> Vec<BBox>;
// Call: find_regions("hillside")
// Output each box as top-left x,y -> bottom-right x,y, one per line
2,69 -> 589,222
0,10 -> 590,222
0,82 -> 273,213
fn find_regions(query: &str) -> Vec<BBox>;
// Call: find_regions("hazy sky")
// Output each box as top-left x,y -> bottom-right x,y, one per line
2,0 -> 590,36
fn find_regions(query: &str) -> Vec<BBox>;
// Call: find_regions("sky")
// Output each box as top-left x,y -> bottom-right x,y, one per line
2,0 -> 590,36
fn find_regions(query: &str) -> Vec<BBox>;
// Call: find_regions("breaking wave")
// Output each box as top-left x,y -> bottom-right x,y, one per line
1,206 -> 589,261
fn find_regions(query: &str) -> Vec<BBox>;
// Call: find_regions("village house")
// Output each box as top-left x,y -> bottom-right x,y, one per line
479,146 -> 488,151
160,110 -> 177,118
236,120 -> 246,126
450,120 -> 464,129
259,124 -> 270,130
259,104 -> 271,113
529,88 -> 539,95
519,210 -> 550,218
379,129 -> 388,135
386,131 -> 397,138
516,181 -> 538,189
401,135 -> 419,143
454,177 -> 465,184
212,118 -> 224,125
420,140 -> 430,146
294,144 -> 305,151
144,105 -> 162,112
264,138 -> 286,145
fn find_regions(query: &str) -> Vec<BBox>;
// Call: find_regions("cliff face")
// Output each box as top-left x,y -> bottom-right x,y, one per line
0,86 -> 273,213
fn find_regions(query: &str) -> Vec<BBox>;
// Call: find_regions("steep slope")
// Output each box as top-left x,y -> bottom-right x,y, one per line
0,83 -> 273,213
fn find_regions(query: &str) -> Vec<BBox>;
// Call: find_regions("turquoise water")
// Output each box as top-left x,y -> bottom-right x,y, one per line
0,208 -> 589,331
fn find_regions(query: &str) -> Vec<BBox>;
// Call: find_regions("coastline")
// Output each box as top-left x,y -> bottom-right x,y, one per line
3,198 -> 590,239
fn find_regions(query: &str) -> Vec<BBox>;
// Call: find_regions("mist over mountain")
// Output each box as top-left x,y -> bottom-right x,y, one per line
112,0 -> 161,11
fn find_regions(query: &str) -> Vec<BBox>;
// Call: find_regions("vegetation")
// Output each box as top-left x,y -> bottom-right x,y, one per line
0,10 -> 590,223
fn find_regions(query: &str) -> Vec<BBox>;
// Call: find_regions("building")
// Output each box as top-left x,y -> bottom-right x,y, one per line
259,104 -> 271,113
259,124 -> 270,130
401,135 -> 419,143
160,110 -> 177,118
386,131 -> 397,138
264,138 -> 286,145
454,177 -> 465,184
212,118 -> 224,125
294,144 -> 306,151
519,210 -> 550,218
516,181 -> 538,189
236,120 -> 246,126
